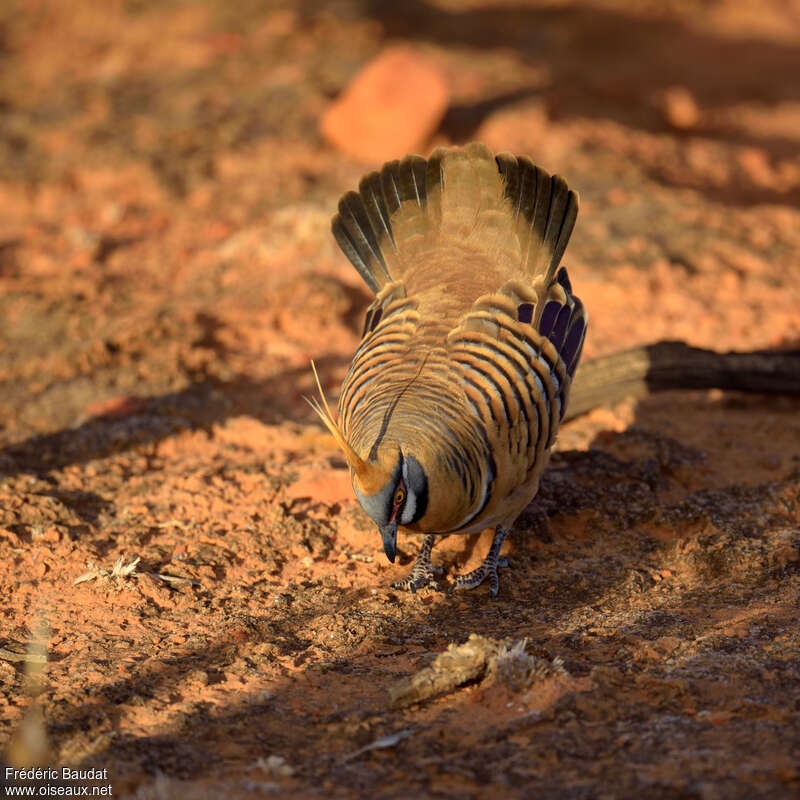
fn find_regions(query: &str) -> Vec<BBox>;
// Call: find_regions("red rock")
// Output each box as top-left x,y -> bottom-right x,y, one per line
320,46 -> 449,163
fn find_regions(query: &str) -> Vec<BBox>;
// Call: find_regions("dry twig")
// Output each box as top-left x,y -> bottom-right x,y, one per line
567,341 -> 800,420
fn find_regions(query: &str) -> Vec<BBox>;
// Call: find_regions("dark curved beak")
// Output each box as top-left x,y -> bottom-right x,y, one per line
379,522 -> 398,563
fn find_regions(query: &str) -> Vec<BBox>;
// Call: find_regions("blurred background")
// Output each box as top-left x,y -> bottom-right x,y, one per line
1,3 -> 799,797
0,0 -> 798,440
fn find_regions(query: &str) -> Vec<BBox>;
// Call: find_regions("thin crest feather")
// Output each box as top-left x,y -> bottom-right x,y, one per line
306,361 -> 388,494
306,360 -> 351,453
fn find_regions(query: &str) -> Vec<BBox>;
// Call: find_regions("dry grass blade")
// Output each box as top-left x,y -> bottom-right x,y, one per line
340,729 -> 414,763
150,572 -> 201,586
0,647 -> 47,664
5,620 -> 51,767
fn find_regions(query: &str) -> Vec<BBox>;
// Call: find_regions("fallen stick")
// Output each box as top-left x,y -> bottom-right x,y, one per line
566,341 -> 800,420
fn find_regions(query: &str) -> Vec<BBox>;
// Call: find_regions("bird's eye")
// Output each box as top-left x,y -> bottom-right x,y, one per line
394,487 -> 405,506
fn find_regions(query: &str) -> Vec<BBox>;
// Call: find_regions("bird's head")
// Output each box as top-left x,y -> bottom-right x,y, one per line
350,444 -> 428,563
306,364 -> 428,563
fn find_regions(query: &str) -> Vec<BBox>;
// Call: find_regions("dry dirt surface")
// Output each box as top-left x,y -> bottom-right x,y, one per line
1,1 -> 799,798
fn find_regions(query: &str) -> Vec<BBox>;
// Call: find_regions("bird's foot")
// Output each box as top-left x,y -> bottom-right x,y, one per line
452,527 -> 510,598
392,534 -> 443,593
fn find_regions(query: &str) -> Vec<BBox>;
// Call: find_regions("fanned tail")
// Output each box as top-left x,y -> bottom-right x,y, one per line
331,144 -> 580,314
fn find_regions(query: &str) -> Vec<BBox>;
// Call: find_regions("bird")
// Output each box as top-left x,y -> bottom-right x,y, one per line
309,142 -> 586,597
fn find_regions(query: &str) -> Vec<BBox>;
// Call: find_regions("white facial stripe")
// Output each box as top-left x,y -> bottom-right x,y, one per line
400,488 -> 416,524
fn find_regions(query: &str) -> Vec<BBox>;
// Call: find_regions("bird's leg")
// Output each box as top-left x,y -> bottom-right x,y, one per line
392,534 -> 443,593
452,526 -> 511,598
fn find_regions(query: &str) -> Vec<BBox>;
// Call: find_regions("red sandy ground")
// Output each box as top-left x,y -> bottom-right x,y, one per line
1,1 -> 799,797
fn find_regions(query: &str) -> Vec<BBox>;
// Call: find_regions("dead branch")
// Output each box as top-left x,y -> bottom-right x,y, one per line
566,341 -> 800,420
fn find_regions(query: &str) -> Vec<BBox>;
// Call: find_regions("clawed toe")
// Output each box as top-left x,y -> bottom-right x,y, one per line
391,530 -> 511,598
392,534 -> 442,593
451,526 -> 510,598
451,561 -> 509,598
392,562 -> 443,592
392,572 -> 440,593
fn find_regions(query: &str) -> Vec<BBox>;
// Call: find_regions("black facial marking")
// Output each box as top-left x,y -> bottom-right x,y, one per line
404,454 -> 428,523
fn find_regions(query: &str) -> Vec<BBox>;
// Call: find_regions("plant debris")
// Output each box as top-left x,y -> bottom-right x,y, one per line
390,634 -> 567,708
73,556 -> 141,586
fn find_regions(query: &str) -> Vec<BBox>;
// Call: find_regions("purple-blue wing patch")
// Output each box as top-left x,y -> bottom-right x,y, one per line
539,300 -> 561,337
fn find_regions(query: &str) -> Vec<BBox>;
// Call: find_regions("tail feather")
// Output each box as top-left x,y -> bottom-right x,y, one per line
495,153 -> 579,284
389,154 -> 434,261
433,143 -> 503,239
332,145 -> 579,302
333,154 -> 429,291
333,190 -> 389,292
424,149 -> 445,229
358,171 -> 396,253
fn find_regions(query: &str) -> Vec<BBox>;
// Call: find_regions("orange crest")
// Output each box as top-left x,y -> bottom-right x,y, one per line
305,361 -> 389,495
